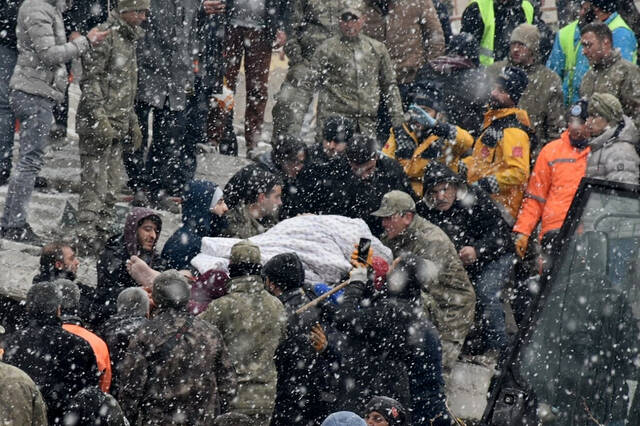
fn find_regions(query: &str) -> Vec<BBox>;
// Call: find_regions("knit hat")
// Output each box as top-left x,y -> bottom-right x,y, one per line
422,161 -> 464,195
118,0 -> 150,12
569,98 -> 589,122
510,24 -> 540,56
27,282 -> 62,316
346,134 -> 378,165
364,396 -> 408,426
54,279 -> 80,311
152,270 -> 191,309
588,92 -> 624,123
496,66 -> 529,104
230,240 -> 261,265
321,411 -> 367,426
263,252 -> 306,292
324,116 -> 355,143
590,0 -> 617,13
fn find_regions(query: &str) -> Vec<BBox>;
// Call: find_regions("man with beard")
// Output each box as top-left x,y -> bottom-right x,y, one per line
461,66 -> 532,221
547,0 -> 637,105
382,89 -> 474,198
488,24 -> 564,154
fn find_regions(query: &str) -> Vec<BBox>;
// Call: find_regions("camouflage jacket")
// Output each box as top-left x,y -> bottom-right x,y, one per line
305,33 -> 404,126
117,308 -> 237,425
199,275 -> 287,415
382,215 -> 476,344
221,204 -> 278,239
0,361 -> 48,426
580,50 -> 640,130
77,11 -> 143,139
284,0 -> 344,67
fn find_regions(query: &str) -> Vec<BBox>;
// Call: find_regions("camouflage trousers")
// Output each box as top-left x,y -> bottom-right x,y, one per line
77,135 -> 124,241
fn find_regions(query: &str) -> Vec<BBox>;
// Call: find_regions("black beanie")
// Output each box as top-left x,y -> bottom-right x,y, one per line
496,66 -> 529,104
364,396 -> 407,426
590,0 -> 617,13
263,252 -> 305,292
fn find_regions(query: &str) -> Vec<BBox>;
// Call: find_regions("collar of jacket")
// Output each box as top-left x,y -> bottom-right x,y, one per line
593,49 -> 621,71
339,33 -> 363,44
482,107 -> 532,130
111,11 -> 145,41
227,275 -> 265,293
29,312 -> 62,327
279,287 -> 306,306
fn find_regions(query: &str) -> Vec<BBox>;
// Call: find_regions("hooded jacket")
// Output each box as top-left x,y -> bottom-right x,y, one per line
586,116 -> 640,184
0,361 -> 48,426
95,207 -> 166,325
163,180 -> 226,270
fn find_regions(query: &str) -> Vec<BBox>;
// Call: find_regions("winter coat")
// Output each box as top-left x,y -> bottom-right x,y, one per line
99,314 -> 148,396
462,107 -> 532,220
383,122 -> 475,197
381,215 -> 476,347
76,11 -> 143,143
305,34 -> 404,130
0,0 -> 20,50
270,288 -> 339,426
340,154 -> 416,236
95,208 -> 167,325
416,163 -> 516,278
586,116 -> 640,184
163,180 -> 227,270
580,50 -> 640,130
361,0 -> 445,84
0,361 -> 48,426
415,55 -> 490,135
9,0 -> 90,103
62,322 -> 112,393
513,130 -> 589,240
199,274 -> 287,416
136,0 -> 200,111
488,60 -> 565,150
61,0 -> 109,35
3,313 -> 98,424
117,307 -> 237,425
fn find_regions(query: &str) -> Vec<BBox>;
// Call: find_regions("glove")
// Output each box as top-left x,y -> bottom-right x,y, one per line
310,324 -> 328,353
408,104 -> 437,128
350,244 -> 373,268
431,122 -> 457,139
514,233 -> 529,259
95,115 -> 116,142
475,175 -> 500,194
130,122 -> 143,150
393,126 -> 417,159
420,138 -> 444,160
349,266 -> 368,284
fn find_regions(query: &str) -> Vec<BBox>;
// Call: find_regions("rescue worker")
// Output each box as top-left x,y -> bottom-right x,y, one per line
547,0 -> 637,105
579,22 -> 640,128
462,66 -> 532,221
382,89 -> 474,197
488,24 -> 565,153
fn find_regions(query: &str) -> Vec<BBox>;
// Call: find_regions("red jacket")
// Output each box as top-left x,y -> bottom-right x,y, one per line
514,131 -> 589,240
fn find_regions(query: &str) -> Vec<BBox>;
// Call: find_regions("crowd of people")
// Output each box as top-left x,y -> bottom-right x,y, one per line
2,0 -> 640,423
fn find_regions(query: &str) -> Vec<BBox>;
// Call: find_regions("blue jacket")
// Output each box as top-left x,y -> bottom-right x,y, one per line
162,180 -> 227,270
547,13 -> 638,105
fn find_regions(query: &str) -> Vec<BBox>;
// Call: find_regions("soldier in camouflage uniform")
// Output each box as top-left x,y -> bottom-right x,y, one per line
200,241 -> 287,426
270,0 -> 345,142
118,270 -> 237,425
301,5 -> 404,143
373,190 -> 476,371
74,0 -> 148,251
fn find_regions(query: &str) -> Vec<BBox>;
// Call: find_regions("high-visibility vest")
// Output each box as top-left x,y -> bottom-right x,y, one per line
473,0 -> 534,65
559,15 -> 637,102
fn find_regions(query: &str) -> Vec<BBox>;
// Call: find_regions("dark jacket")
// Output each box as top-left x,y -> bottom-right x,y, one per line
95,208 -> 167,325
0,0 -> 20,50
3,313 -> 98,424
417,162 -> 515,278
163,180 -> 228,270
117,308 -> 237,425
271,288 -> 339,426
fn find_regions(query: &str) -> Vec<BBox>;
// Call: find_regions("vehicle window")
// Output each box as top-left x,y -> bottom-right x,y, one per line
517,186 -> 640,425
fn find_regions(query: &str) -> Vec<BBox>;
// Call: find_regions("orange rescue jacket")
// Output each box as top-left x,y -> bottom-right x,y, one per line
63,323 -> 112,393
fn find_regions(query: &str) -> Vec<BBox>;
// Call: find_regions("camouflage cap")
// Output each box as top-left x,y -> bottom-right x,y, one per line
341,0 -> 364,18
588,92 -> 624,123
119,0 -> 151,12
371,190 -> 416,217
152,270 -> 191,309
229,240 -> 261,265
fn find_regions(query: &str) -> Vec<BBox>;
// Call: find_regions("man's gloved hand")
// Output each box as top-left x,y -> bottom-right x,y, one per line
310,323 -> 328,353
420,138 -> 444,160
130,122 -> 143,150
350,244 -> 373,268
393,127 -> 417,159
408,104 -> 437,128
349,266 -> 368,283
96,115 -> 116,142
475,175 -> 500,194
514,233 -> 529,259
431,122 -> 457,139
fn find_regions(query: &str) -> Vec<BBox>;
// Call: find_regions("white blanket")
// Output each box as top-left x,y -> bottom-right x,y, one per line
191,215 -> 393,284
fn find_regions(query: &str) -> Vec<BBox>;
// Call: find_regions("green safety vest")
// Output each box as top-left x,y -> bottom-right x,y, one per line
559,15 -> 637,102
473,0 -> 534,65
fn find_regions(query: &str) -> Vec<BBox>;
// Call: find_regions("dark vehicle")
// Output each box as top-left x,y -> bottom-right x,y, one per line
483,177 -> 640,425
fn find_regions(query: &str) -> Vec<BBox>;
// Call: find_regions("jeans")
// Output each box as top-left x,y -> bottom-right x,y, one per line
473,253 -> 515,350
0,45 -> 17,183
1,90 -> 54,228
